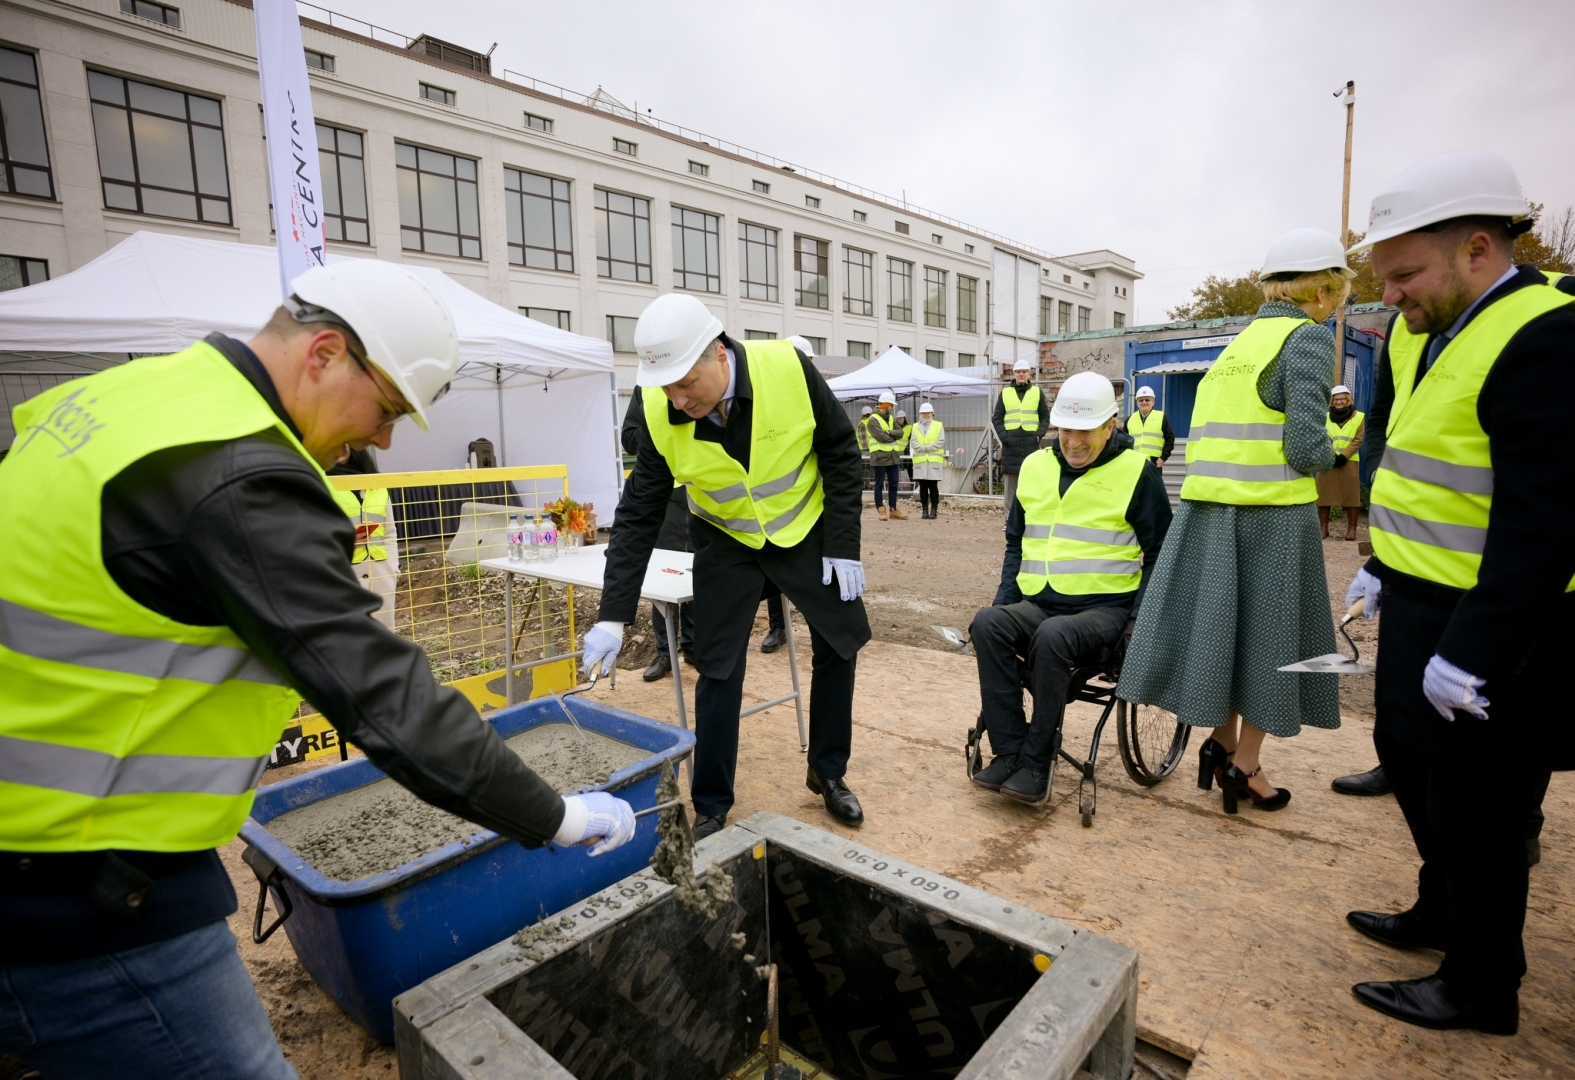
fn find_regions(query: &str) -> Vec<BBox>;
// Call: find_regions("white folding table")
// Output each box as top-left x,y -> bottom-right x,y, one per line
480,545 -> 806,748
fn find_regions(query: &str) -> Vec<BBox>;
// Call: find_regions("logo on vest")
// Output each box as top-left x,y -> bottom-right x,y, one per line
17,386 -> 105,458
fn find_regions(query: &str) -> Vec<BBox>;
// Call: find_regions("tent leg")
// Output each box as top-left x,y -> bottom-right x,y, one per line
495,363 -> 507,466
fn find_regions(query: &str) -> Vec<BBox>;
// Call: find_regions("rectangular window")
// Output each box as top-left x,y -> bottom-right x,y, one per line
0,254 -> 48,291
1113,312 -> 1126,328
894,221 -> 910,235
0,47 -> 55,200
595,188 -> 652,282
843,247 -> 873,316
606,315 -> 638,352
688,160 -> 709,176
524,112 -> 553,133
304,49 -> 334,72
419,83 -> 455,106
801,335 -> 826,355
88,70 -> 230,224
887,257 -> 913,322
316,124 -> 368,244
672,206 -> 721,293
931,233 -> 943,245
925,349 -> 945,369
395,142 -> 481,258
738,222 -> 778,302
1077,305 -> 1091,332
958,352 -> 975,366
1058,300 -> 1072,334
957,275 -> 978,333
1039,295 -> 1053,336
522,307 -> 571,331
923,266 -> 947,328
964,243 -> 975,254
805,194 -> 820,209
120,0 -> 180,27
612,137 -> 636,156
794,235 -> 829,309
1063,274 -> 1071,284
505,167 -> 573,272
847,340 -> 871,360
852,209 -> 867,223
752,179 -> 770,194
744,329 -> 775,340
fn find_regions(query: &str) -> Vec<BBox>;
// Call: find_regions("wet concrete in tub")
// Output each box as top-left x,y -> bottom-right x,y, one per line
267,723 -> 645,882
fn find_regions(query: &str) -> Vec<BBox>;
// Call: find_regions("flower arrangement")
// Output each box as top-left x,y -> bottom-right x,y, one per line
544,496 -> 596,542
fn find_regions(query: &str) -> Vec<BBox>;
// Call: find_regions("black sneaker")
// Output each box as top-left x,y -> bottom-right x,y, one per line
971,754 -> 1020,791
1000,765 -> 1050,803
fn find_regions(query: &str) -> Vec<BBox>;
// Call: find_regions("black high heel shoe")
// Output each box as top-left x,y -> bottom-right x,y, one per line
1197,738 -> 1232,791
1220,763 -> 1291,815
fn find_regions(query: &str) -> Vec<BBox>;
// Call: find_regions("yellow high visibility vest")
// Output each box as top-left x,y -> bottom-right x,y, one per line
1370,283 -> 1575,590
1126,409 -> 1166,459
1016,446 -> 1147,596
910,420 -> 946,465
643,340 -> 823,549
856,416 -> 871,451
895,420 -> 911,453
1001,385 -> 1042,431
1325,411 -> 1364,463
1180,316 -> 1319,506
0,342 -> 314,852
333,486 -> 390,562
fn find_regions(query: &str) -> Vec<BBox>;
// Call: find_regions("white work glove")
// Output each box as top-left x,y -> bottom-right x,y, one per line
554,792 -> 637,856
821,557 -> 866,601
582,621 -> 624,677
1422,654 -> 1490,721
1345,567 -> 1384,619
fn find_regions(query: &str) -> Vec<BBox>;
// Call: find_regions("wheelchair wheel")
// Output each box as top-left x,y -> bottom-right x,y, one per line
1116,699 -> 1189,786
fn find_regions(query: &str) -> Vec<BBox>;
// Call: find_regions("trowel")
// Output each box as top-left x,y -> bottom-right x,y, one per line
932,625 -> 972,654
1278,600 -> 1373,675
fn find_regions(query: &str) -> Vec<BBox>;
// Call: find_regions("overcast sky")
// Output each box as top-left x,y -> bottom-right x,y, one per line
318,0 -> 1575,324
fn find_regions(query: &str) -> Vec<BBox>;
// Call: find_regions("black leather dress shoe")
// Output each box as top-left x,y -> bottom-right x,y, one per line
1331,765 -> 1391,796
971,754 -> 1020,792
1346,909 -> 1445,951
1352,975 -> 1517,1035
693,814 -> 726,841
806,768 -> 863,825
642,654 -> 672,682
761,627 -> 786,653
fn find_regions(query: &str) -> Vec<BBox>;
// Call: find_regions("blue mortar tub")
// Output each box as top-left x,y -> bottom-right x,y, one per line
238,696 -> 693,1043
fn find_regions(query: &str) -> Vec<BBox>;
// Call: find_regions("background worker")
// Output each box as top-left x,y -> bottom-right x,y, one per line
621,385 -> 695,681
1125,386 -> 1174,468
868,390 -> 907,520
909,402 -> 946,519
1118,227 -> 1347,815
0,261 -> 635,1080
1338,152 -> 1575,1035
970,372 -> 1171,802
1317,385 -> 1365,541
582,295 -> 869,840
856,405 -> 874,452
993,358 -> 1049,509
329,448 -> 398,629
895,409 -> 912,484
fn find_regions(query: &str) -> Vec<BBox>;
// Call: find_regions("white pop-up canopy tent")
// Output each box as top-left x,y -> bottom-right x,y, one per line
824,346 -> 991,400
0,232 -> 621,513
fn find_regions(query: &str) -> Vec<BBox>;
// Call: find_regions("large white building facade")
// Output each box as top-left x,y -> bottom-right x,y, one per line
0,0 -> 1141,388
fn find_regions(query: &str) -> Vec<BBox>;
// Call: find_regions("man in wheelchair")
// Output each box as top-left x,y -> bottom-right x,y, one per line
969,372 -> 1173,802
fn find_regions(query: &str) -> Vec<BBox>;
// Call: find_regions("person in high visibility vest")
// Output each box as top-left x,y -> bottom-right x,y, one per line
581,295 -> 870,839
969,372 -> 1171,802
1333,152 -> 1575,1036
1118,226 -> 1350,817
992,358 -> 1049,509
909,401 -> 947,518
0,261 -> 637,1077
1315,385 -> 1365,541
868,391 -> 908,520
855,405 -> 873,452
1124,385 -> 1173,467
329,449 -> 398,629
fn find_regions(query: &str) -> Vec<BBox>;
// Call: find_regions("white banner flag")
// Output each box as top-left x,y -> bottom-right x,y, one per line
255,0 -> 326,298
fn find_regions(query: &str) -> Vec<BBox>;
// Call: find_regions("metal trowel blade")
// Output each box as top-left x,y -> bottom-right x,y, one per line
1278,653 -> 1373,674
932,625 -> 971,652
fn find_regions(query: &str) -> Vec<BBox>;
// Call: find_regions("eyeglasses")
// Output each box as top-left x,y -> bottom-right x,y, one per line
347,345 -> 415,428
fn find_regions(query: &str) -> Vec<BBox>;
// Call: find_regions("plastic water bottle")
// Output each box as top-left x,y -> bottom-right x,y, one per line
536,513 -> 558,563
507,515 -> 522,563
520,514 -> 539,562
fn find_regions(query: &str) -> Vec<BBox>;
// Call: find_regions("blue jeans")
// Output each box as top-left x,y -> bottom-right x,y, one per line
0,920 -> 295,1080
873,464 -> 901,508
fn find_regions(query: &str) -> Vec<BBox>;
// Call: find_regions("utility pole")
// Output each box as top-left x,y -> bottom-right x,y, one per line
1334,80 -> 1355,384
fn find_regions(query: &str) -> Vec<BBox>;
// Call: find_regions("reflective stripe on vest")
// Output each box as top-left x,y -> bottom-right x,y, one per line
0,341 -> 312,853
1001,385 -> 1042,431
1126,409 -> 1166,458
1015,446 -> 1147,597
910,421 -> 946,465
1179,316 -> 1318,506
1326,410 -> 1364,463
333,485 -> 390,563
644,340 -> 824,550
1370,283 -> 1575,591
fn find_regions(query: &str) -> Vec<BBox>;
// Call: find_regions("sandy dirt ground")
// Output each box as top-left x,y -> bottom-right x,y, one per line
213,499 -> 1572,1080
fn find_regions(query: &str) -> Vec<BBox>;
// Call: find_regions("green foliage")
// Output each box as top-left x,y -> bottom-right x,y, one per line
1166,273 -> 1263,320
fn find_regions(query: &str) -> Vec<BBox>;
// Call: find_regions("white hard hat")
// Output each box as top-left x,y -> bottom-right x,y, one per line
919,401 -> 934,413
786,334 -> 815,358
1350,151 -> 1528,253
860,405 -> 873,415
289,261 -> 458,431
878,390 -> 896,406
1135,386 -> 1155,399
632,293 -> 724,388
1050,371 -> 1118,430
1012,358 -> 1033,372
1261,227 -> 1354,279
896,410 -> 907,419
1331,384 -> 1352,396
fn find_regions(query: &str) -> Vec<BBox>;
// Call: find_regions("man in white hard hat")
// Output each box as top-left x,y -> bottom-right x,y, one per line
992,358 -> 1049,509
583,295 -> 869,838
0,260 -> 636,1078
1124,386 -> 1173,468
968,372 -> 1171,802
868,389 -> 908,520
1336,151 -> 1575,1035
